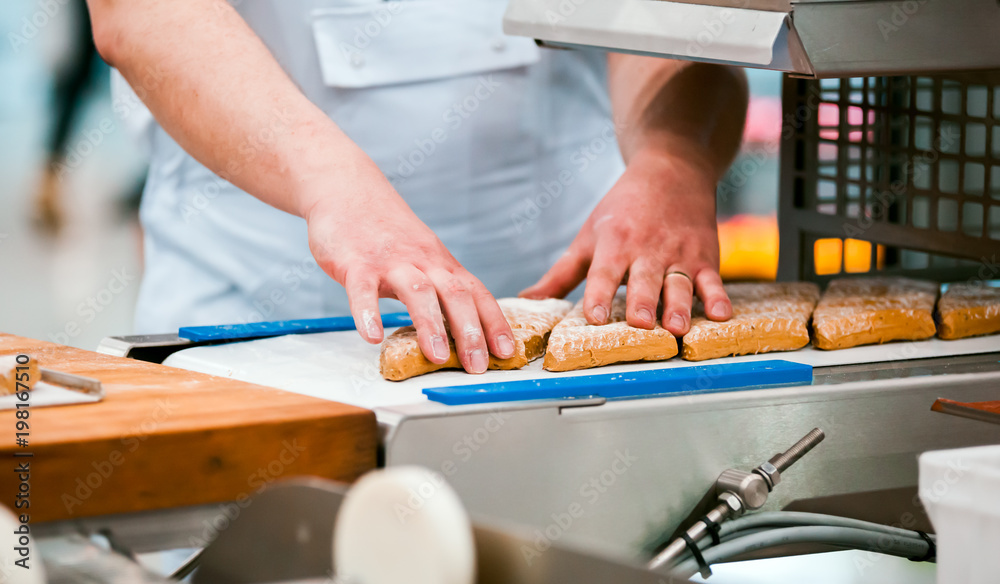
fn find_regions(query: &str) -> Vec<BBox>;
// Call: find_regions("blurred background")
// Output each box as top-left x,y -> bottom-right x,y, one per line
1,0 -> 146,350
0,0 -> 784,351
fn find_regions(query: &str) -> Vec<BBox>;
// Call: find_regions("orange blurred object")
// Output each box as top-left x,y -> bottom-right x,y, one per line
719,215 -> 885,281
813,238 -> 886,275
814,238 -> 843,275
718,214 -> 779,281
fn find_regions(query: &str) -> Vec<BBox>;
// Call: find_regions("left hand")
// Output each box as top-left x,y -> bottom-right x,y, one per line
520,147 -> 732,336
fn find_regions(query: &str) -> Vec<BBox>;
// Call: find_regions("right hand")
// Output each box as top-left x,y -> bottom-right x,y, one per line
304,163 -> 514,374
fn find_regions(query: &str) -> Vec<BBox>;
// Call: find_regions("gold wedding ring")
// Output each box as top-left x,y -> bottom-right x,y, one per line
665,270 -> 692,283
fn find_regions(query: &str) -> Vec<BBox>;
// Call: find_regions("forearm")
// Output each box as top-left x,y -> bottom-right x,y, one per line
86,0 -> 372,218
607,54 -> 748,182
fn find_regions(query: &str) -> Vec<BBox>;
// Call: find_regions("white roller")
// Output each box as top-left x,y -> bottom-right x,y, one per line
334,466 -> 476,584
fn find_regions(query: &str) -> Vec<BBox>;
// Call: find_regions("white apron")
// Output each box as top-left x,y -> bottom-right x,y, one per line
131,0 -> 625,332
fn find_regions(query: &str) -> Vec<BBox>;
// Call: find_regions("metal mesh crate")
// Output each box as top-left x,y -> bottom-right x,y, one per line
777,72 -> 1000,283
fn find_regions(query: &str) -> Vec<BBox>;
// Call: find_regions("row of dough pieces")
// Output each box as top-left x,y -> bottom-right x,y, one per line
380,277 -> 1000,380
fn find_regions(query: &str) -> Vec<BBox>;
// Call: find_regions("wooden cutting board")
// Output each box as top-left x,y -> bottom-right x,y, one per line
0,334 -> 377,522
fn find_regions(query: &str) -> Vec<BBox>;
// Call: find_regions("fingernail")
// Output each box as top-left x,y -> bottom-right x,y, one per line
363,311 -> 381,341
637,308 -> 653,325
497,334 -> 515,358
593,305 -> 608,324
431,335 -> 450,361
709,302 -> 731,319
469,349 -> 488,374
669,313 -> 686,331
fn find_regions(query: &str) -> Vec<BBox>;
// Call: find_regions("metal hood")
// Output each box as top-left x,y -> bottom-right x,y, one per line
502,0 -> 1000,78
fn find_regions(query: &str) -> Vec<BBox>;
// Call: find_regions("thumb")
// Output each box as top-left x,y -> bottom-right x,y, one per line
520,249 -> 590,299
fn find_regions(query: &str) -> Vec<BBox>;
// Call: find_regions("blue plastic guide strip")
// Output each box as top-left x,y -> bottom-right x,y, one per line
422,360 -> 813,406
178,312 -> 413,342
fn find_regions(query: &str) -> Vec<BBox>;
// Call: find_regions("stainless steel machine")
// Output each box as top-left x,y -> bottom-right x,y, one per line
502,0 -> 1000,77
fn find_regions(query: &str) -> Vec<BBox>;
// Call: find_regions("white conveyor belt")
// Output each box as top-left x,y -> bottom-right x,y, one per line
163,330 -> 1000,410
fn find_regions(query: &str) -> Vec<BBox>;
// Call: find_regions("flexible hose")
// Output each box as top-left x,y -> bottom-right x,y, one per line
718,511 -> 931,541
666,511 -> 934,568
671,525 -> 932,580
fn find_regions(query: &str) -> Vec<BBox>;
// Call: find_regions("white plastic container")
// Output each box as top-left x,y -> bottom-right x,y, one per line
919,444 -> 1000,584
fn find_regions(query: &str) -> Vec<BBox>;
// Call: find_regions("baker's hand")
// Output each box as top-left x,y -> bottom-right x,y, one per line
305,167 -> 514,373
520,148 -> 731,335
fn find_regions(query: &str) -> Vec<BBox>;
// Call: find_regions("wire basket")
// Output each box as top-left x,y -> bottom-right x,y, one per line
777,72 -> 1000,283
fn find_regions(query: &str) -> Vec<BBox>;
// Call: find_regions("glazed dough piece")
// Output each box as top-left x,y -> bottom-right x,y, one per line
543,294 -> 677,372
682,282 -> 820,361
937,284 -> 1000,340
380,298 -> 573,381
813,277 -> 939,350
0,354 -> 39,395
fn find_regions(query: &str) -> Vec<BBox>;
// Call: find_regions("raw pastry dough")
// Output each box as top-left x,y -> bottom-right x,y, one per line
682,282 -> 820,361
937,283 -> 1000,340
0,354 -> 39,395
380,298 -> 572,381
812,277 -> 939,350
543,294 -> 677,372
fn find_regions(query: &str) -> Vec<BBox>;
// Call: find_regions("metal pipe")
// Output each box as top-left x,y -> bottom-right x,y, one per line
647,502 -> 732,571
647,428 -> 826,574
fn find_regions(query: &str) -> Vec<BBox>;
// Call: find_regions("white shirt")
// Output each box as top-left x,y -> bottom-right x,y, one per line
131,0 -> 625,332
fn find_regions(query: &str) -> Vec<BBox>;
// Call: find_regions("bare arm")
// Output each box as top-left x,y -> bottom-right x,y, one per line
607,55 -> 747,180
87,0 -> 362,218
87,0 -> 514,372
523,56 -> 747,335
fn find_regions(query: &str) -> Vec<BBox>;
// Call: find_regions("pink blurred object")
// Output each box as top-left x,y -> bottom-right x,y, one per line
743,97 -> 782,145
818,102 -> 875,142
743,96 -> 877,146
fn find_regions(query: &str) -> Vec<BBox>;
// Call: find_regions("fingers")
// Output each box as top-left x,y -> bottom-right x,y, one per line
625,258 -> 662,329
694,269 -> 732,321
428,270 -> 491,374
662,269 -> 694,336
345,271 -> 384,344
520,248 -> 589,300
583,243 -> 628,325
468,278 -> 516,361
384,266 -> 451,365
